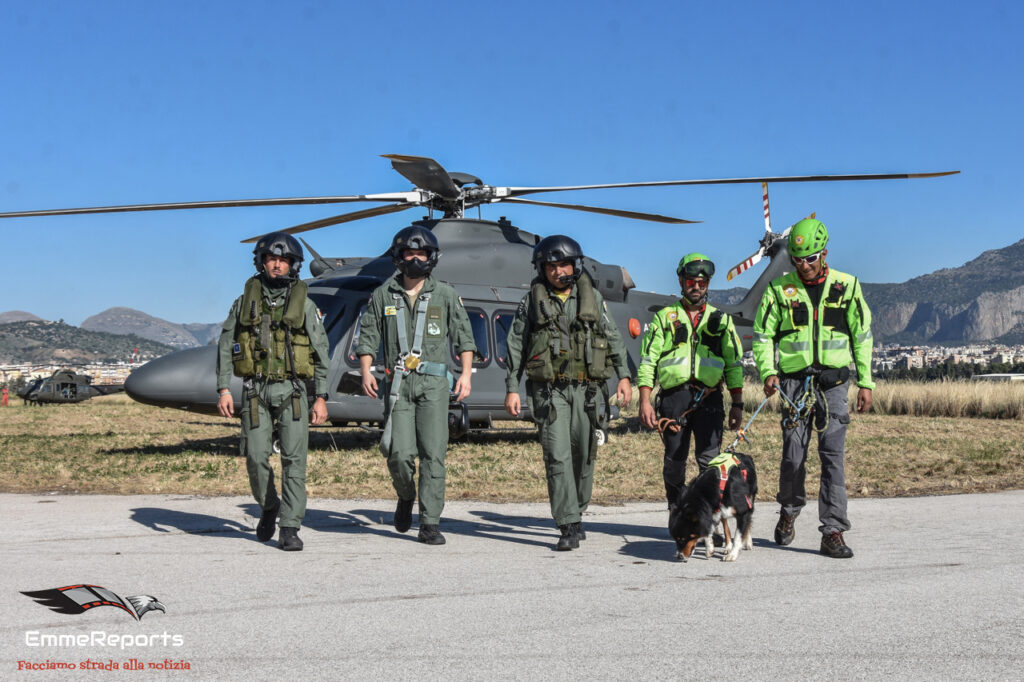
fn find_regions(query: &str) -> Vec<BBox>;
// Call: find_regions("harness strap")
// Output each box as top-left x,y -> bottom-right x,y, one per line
380,291 -> 433,457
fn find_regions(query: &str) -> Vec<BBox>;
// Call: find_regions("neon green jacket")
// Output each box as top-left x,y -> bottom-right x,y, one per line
752,268 -> 875,389
638,302 -> 743,391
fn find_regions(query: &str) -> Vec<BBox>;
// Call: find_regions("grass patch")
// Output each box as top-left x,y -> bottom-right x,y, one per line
0,389 -> 1021,500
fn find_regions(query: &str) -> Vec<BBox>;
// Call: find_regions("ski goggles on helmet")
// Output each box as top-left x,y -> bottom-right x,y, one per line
791,251 -> 823,265
678,259 -> 715,279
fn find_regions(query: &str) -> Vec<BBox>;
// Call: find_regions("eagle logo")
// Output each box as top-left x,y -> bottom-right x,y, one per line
21,585 -> 166,621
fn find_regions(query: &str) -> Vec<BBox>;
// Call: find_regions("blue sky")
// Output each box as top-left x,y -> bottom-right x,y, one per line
1,1 -> 1020,325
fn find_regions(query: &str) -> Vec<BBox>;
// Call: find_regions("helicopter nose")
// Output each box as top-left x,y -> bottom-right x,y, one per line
125,346 -> 220,410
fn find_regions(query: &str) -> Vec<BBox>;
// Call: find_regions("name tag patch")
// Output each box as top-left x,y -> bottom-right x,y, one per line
384,306 -> 398,316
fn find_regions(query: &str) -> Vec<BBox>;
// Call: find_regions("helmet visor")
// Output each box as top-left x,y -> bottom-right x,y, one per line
681,259 -> 715,279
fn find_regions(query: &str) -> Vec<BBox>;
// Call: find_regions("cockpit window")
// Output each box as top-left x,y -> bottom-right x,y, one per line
346,304 -> 383,367
308,292 -> 347,352
494,310 -> 516,368
452,307 -> 489,367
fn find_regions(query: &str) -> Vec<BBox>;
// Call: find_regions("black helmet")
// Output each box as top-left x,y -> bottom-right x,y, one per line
532,235 -> 584,285
390,225 -> 440,278
253,231 -> 304,279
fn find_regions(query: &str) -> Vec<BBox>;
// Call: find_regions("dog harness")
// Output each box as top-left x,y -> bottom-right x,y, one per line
707,451 -> 752,510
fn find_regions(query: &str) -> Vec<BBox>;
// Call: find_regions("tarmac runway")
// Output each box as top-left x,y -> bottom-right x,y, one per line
4,490 -> 1023,680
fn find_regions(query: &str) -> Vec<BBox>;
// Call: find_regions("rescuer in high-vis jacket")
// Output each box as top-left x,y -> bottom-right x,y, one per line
504,235 -> 632,552
216,232 -> 330,552
638,253 -> 744,515
752,218 -> 874,559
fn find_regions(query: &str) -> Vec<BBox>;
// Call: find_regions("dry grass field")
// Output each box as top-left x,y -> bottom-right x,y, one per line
1,380 -> 1022,503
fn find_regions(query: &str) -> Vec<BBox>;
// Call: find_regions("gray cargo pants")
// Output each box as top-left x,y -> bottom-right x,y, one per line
778,377 -> 851,535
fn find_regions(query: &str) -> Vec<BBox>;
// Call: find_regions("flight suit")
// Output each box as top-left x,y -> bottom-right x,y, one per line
355,274 -> 476,526
216,279 -> 330,530
752,267 -> 874,534
638,301 -> 744,504
505,278 -> 630,527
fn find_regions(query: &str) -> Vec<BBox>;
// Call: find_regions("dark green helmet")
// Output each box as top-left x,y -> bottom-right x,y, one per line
788,219 -> 829,258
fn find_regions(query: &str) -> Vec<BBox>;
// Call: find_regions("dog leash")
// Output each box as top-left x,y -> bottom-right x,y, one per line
724,395 -> 771,454
655,385 -> 718,438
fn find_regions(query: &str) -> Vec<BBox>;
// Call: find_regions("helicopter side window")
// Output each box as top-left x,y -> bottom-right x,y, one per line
346,304 -> 384,368
452,307 -> 489,368
307,292 -> 347,352
493,310 -> 516,369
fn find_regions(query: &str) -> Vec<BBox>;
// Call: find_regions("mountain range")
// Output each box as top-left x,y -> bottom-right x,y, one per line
2,237 -> 1022,364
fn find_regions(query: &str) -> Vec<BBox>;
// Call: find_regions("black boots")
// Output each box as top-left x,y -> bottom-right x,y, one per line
278,526 -> 303,551
417,524 -> 446,545
556,524 -> 580,551
395,498 -> 414,533
256,501 -> 279,542
774,511 -> 796,546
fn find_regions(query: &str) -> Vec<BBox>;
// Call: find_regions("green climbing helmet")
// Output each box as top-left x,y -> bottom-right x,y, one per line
676,252 -> 715,279
788,219 -> 829,258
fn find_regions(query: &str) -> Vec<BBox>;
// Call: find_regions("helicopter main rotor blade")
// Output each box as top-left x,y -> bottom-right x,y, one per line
382,154 -> 461,200
500,197 -> 699,224
0,192 -> 421,219
501,170 -> 960,197
241,202 -> 418,243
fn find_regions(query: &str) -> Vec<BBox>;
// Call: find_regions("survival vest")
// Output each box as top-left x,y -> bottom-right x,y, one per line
638,303 -> 735,390
524,271 -> 614,383
231,277 -> 314,380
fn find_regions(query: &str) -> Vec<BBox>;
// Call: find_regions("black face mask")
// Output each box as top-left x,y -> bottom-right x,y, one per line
399,257 -> 433,279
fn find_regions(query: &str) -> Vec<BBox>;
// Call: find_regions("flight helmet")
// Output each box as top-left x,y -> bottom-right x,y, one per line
532,235 -> 585,286
253,231 -> 304,280
390,225 -> 440,278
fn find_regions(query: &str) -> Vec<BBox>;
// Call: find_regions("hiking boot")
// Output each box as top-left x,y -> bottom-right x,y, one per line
574,522 -> 586,541
555,524 -> 579,551
256,501 -> 279,542
774,511 -> 796,546
394,498 -> 414,533
417,524 -> 446,545
820,531 -> 854,559
278,527 -> 303,552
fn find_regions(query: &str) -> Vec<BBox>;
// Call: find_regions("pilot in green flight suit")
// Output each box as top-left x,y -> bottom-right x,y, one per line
752,218 -> 874,559
504,235 -> 633,551
356,225 -> 476,546
216,232 -> 331,552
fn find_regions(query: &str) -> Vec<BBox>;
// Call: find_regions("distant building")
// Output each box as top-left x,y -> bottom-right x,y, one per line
971,373 -> 1024,382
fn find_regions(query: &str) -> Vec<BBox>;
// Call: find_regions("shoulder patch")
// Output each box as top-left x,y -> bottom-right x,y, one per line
315,307 -> 324,324
782,285 -> 798,298
667,311 -> 678,322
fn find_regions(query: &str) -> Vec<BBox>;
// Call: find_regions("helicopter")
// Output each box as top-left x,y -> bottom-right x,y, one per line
16,369 -> 124,405
0,155 -> 957,434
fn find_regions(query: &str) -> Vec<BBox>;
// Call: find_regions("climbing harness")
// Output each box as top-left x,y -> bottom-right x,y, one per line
656,384 -> 719,439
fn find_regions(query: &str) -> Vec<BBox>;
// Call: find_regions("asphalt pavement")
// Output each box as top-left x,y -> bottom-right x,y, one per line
5,490 -> 1023,680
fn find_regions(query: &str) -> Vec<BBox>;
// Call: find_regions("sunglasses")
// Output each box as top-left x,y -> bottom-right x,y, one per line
679,260 -> 715,279
791,251 -> 823,265
684,278 -> 708,289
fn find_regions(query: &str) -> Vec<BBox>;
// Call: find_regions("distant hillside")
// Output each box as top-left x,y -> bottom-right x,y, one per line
81,307 -> 218,348
0,320 -> 179,365
863,237 -> 1024,344
708,287 -> 749,307
0,311 -> 44,324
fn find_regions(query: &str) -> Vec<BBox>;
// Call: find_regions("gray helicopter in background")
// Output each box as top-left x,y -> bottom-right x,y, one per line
0,155 -> 957,435
17,369 -> 124,405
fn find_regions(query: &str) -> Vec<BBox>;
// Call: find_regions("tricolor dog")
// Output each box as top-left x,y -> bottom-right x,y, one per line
669,452 -> 757,562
